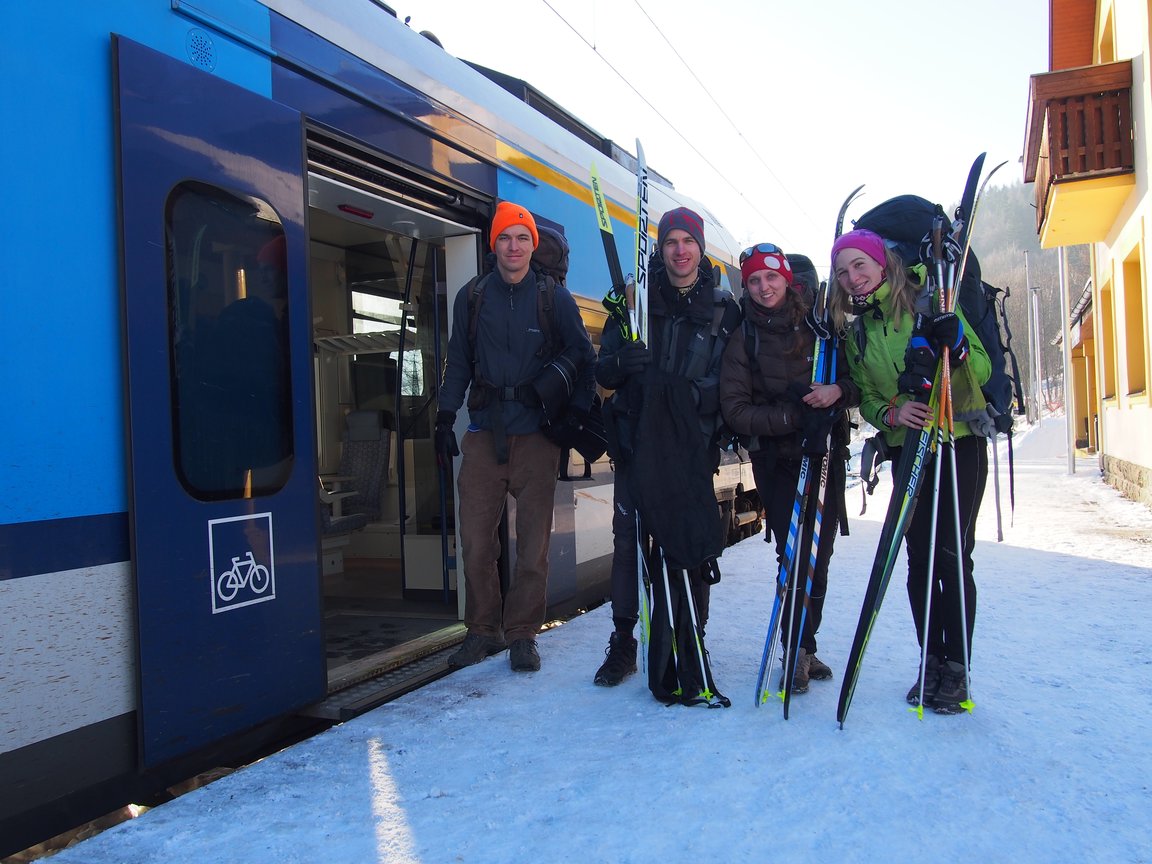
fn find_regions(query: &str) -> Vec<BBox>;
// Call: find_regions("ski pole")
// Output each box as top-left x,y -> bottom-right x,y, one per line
636,515 -> 652,674
912,396 -> 946,719
912,220 -> 951,717
942,238 -> 976,714
989,430 -> 1004,541
680,569 -> 717,705
659,557 -> 680,683
754,456 -> 811,707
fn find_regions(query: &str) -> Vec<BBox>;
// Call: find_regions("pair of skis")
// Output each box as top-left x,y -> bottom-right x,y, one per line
836,153 -> 1000,726
592,144 -> 652,666
592,148 -> 649,346
751,283 -> 838,716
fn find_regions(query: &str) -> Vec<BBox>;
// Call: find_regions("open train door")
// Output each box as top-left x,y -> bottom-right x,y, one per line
114,36 -> 324,767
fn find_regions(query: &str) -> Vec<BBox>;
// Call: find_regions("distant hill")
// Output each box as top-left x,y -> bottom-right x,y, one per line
964,181 -> 1089,415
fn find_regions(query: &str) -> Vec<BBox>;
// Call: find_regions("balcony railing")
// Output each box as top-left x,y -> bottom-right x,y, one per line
1023,59 -> 1135,233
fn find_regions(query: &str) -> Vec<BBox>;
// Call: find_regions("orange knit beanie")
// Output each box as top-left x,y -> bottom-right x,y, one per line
490,201 -> 539,251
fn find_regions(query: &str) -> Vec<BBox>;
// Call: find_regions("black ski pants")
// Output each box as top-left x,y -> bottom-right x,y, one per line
901,433 -> 988,666
608,459 -> 641,629
753,452 -> 841,656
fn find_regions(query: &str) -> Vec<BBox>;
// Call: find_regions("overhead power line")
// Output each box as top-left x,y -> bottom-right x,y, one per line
537,0 -> 791,243
629,0 -> 819,232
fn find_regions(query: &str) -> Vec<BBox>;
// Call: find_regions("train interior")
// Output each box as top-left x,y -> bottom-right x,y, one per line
306,153 -> 481,700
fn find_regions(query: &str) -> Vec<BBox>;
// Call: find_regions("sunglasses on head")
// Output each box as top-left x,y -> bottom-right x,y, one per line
739,243 -> 783,264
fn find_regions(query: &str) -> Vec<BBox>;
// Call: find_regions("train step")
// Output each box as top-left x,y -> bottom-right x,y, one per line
300,627 -> 466,722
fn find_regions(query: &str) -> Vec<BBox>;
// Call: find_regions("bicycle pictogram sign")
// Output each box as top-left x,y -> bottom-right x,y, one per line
208,512 -> 277,613
216,551 -> 271,601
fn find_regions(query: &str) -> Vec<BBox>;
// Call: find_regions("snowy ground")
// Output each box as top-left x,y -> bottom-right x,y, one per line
50,419 -> 1152,864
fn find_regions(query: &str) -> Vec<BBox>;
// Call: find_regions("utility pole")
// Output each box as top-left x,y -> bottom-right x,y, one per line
1058,247 -> 1075,473
1024,251 -> 1039,425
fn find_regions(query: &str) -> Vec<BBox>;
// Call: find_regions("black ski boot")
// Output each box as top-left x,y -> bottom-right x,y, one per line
808,654 -> 833,681
594,632 -> 638,686
447,633 -> 506,669
778,648 -> 812,694
509,638 -> 541,672
906,654 -> 942,707
932,660 -> 970,714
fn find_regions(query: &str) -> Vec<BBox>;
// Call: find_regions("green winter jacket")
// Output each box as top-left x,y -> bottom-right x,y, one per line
845,277 -> 991,448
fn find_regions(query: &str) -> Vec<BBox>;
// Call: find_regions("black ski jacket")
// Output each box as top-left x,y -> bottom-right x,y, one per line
440,268 -> 594,435
597,259 -> 738,460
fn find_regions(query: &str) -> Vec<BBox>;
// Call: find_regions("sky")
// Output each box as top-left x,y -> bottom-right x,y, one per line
46,418 -> 1152,863
407,0 -> 1049,270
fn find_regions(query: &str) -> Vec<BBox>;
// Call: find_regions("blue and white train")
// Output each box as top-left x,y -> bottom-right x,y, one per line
0,1 -> 759,853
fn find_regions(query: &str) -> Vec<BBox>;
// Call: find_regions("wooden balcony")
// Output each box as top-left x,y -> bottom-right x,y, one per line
1023,59 -> 1135,248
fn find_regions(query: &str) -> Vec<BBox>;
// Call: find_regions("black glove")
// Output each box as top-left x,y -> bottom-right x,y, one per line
898,313 -> 938,400
929,312 -> 970,366
805,305 -> 833,342
434,410 -> 459,469
799,405 -> 836,456
613,340 -> 652,377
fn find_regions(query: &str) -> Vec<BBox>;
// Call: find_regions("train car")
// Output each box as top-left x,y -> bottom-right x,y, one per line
0,1 -> 759,853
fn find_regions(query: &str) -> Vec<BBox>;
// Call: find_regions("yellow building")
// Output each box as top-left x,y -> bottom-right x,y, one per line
1024,0 -> 1151,507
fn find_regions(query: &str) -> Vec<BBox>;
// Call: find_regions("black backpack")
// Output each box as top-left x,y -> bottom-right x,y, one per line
852,194 -> 1025,434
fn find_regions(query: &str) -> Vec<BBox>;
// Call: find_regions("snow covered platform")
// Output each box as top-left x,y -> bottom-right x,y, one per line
50,419 -> 1152,863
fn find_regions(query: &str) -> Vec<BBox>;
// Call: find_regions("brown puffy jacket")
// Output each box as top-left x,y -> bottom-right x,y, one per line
719,293 -> 859,461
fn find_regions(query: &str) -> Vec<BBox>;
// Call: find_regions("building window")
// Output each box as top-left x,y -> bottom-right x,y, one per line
166,181 -> 294,500
1100,281 -> 1116,399
1122,252 -> 1146,396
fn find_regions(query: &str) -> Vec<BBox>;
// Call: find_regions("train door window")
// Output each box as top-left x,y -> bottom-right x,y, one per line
166,181 -> 294,500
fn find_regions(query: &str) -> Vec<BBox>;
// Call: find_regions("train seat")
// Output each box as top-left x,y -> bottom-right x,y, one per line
335,410 -> 392,522
319,479 -> 369,576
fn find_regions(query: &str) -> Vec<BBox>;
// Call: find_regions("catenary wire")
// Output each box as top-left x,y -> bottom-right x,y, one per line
629,0 -> 820,233
537,0 -> 792,245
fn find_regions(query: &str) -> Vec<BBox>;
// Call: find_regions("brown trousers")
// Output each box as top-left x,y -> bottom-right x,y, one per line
457,429 -> 560,642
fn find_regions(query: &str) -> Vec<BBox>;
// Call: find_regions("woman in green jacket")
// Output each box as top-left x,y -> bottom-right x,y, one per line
829,228 -> 990,715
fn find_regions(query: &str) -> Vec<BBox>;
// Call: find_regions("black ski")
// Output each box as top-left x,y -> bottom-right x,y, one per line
836,154 -> 988,727
593,162 -> 632,333
591,161 -> 626,292
590,161 -> 651,669
632,139 -> 650,344
836,184 -> 865,238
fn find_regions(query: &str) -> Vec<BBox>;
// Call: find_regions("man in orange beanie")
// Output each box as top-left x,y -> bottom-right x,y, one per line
488,201 -> 538,286
436,201 -> 594,675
